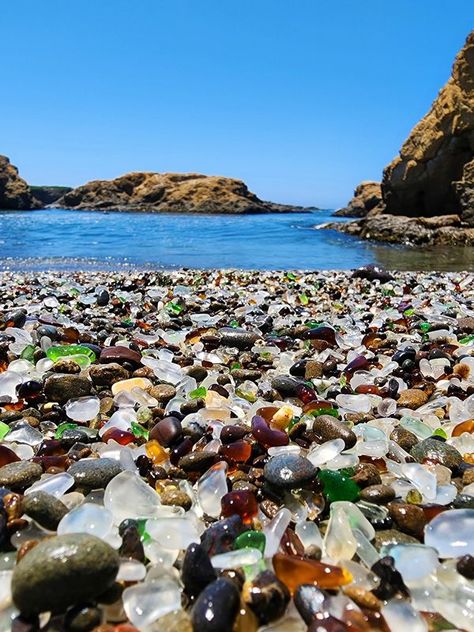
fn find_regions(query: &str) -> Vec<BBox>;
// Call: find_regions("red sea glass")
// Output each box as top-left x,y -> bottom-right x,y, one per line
221,490 -> 258,524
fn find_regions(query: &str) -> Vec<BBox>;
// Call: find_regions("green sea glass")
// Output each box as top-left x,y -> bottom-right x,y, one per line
47,344 -> 96,368
189,386 -> 207,399
54,422 -> 78,439
0,422 -> 10,440
319,469 -> 360,502
234,530 -> 266,554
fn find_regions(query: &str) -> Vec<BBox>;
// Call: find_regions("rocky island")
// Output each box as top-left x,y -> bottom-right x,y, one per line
0,160 -> 315,215
329,29 -> 474,245
53,171 -> 313,214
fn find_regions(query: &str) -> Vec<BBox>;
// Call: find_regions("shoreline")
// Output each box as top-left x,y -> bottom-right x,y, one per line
1,268 -> 474,628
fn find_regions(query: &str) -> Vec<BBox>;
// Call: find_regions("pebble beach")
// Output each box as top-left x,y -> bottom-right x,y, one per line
1,266 -> 474,631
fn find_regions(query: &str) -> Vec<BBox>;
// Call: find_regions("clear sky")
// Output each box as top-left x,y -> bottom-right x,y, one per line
2,1 -> 473,208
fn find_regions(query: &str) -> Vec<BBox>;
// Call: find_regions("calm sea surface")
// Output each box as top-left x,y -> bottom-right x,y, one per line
0,209 -> 473,271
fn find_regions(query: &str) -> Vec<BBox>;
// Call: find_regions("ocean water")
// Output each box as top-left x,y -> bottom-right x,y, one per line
0,208 -> 473,271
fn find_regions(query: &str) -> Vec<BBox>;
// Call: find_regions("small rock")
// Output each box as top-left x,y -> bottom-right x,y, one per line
360,484 -> 395,505
263,453 -> 317,489
390,427 -> 419,452
11,534 -> 119,615
231,368 -> 262,381
304,360 -> 324,379
387,502 -> 426,538
458,316 -> 474,333
161,488 -> 192,510
200,515 -> 244,556
457,554 -> 474,580
218,327 -> 260,350
149,416 -> 183,447
351,463 -> 382,488
89,363 -> 129,387
149,384 -> 177,403
22,491 -> 68,531
182,543 -> 217,600
373,530 -> 420,550
311,415 -> 357,449
67,458 -> 122,490
64,605 -> 102,632
270,376 -> 300,397
411,437 -> 463,471
0,462 -> 43,492
191,577 -> 240,632
178,451 -> 216,472
50,359 -> 81,374
186,365 -> 208,382
44,375 -> 92,404
397,389 -> 428,409
294,584 -> 326,624
243,570 -> 290,624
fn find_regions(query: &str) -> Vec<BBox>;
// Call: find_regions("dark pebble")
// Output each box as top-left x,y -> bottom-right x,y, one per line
67,458 -> 122,490
11,534 -> 119,615
243,570 -> 290,624
182,542 -> 217,600
22,491 -> 68,531
311,415 -> 357,449
178,451 -> 217,472
411,437 -> 463,471
200,515 -> 244,556
149,417 -> 183,447
360,484 -> 395,505
457,554 -> 474,580
263,453 -> 317,489
0,462 -> 43,492
191,577 -> 240,632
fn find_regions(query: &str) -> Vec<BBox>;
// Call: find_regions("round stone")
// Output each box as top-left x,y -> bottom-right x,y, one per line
311,415 -> 357,449
191,577 -> 240,632
263,453 -> 317,489
410,438 -> 462,471
149,384 -> 177,403
360,484 -> 396,505
67,458 -> 122,490
89,363 -> 129,387
0,461 -> 43,492
149,416 -> 183,447
44,375 -> 92,404
22,490 -> 68,531
181,543 -> 217,600
218,327 -> 259,350
11,534 -> 119,615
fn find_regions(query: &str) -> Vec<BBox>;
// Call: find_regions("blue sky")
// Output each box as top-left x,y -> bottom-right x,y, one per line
2,1 -> 473,208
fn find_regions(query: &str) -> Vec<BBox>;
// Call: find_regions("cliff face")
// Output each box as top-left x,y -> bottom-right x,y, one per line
382,31 -> 474,224
55,172 -> 307,214
333,181 -> 383,217
0,155 -> 41,210
30,186 -> 72,206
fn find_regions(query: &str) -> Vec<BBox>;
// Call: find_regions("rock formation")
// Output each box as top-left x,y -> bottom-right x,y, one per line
0,155 -> 41,210
30,186 -> 72,206
381,30 -> 474,224
55,172 -> 312,214
333,181 -> 383,217
330,30 -> 474,243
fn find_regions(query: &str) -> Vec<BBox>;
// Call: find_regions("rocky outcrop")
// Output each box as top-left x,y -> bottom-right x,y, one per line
326,214 -> 474,246
0,155 -> 41,210
333,181 -> 383,217
382,30 -> 474,224
55,172 -> 311,214
30,186 -> 72,206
